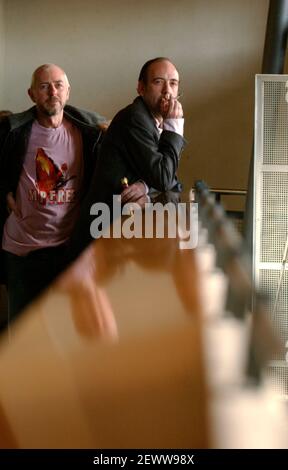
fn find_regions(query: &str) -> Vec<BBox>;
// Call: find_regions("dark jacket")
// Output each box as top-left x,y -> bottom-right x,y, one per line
92,96 -> 185,206
0,104 -> 106,282
68,96 -> 185,260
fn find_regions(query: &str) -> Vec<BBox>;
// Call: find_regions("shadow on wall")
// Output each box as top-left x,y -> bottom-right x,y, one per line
179,72 -> 257,192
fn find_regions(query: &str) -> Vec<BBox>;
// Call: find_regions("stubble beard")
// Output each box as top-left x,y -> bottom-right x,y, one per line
42,99 -> 63,117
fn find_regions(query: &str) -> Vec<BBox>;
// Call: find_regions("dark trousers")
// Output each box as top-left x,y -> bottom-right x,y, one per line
3,245 -> 67,327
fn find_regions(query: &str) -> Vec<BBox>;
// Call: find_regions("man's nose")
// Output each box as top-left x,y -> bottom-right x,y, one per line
162,81 -> 172,98
48,84 -> 57,95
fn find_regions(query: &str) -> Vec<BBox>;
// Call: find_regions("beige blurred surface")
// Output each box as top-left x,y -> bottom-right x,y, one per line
0,214 -> 209,449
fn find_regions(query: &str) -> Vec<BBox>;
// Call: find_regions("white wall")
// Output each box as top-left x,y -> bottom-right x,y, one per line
2,0 -> 269,191
0,0 -> 5,107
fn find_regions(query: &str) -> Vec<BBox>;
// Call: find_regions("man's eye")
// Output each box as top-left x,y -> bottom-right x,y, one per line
153,79 -> 163,85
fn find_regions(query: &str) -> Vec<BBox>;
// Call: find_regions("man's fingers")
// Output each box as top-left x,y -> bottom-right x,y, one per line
121,187 -> 134,202
166,99 -> 183,119
175,101 -> 184,118
121,191 -> 137,203
136,195 -> 149,208
121,182 -> 146,203
161,97 -> 183,119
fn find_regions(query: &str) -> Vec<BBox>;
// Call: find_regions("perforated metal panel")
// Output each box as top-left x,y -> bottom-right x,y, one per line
263,81 -> 288,165
260,172 -> 288,263
254,75 -> 288,396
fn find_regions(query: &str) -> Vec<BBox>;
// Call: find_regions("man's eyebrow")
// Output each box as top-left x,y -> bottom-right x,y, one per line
153,76 -> 179,82
39,80 -> 64,84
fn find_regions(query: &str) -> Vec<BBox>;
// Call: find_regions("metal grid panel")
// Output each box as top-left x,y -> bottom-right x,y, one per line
259,269 -> 288,360
254,75 -> 288,397
260,172 -> 288,263
266,364 -> 288,396
263,81 -> 288,165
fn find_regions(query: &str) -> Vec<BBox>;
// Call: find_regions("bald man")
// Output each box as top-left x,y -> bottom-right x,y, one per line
69,57 -> 185,258
93,57 -> 185,206
0,64 -> 107,322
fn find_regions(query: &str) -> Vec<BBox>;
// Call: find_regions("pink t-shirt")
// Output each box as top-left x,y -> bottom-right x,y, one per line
2,118 -> 83,256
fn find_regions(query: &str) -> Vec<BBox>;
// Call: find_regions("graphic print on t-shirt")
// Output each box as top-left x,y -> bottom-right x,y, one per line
29,147 -> 76,205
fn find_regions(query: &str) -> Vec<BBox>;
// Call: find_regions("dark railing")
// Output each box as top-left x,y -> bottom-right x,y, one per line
194,180 -> 283,383
206,187 -> 247,233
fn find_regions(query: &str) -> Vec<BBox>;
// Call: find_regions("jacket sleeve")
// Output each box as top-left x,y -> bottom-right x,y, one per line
0,120 -> 11,210
0,120 -> 10,282
123,110 -> 185,192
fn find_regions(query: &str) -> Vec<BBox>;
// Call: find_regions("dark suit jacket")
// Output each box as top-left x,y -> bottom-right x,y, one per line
92,96 -> 185,206
68,96 -> 185,260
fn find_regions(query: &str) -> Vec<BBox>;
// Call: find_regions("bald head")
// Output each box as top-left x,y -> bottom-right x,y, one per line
30,64 -> 70,90
138,57 -> 178,84
28,64 -> 71,125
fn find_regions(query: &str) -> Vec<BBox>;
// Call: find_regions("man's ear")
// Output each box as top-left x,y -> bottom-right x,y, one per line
137,80 -> 145,96
66,85 -> 71,101
28,88 -> 35,103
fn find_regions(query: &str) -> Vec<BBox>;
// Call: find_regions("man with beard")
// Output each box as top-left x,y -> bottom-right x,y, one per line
0,63 -> 107,323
